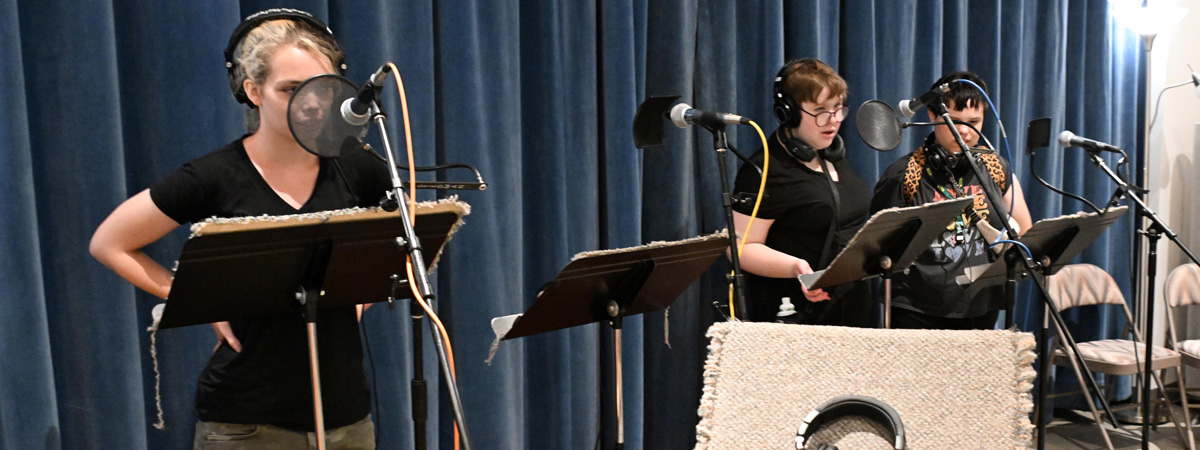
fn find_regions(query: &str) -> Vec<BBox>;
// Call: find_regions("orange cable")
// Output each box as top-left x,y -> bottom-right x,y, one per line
387,63 -> 418,221
386,61 -> 461,450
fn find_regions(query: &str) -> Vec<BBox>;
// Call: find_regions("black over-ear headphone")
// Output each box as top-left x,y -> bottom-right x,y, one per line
795,395 -> 906,450
921,132 -> 961,172
782,131 -> 846,163
773,59 -> 808,128
224,8 -> 347,105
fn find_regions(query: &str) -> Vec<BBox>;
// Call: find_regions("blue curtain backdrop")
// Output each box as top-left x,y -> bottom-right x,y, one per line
0,1 -> 1142,449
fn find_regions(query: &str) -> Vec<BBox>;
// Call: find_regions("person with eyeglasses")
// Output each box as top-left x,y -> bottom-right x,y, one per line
728,58 -> 873,327
868,70 -> 1032,330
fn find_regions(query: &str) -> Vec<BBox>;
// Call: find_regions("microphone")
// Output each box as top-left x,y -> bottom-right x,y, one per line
669,103 -> 749,129
897,83 -> 951,118
1057,130 -> 1123,153
341,65 -> 389,126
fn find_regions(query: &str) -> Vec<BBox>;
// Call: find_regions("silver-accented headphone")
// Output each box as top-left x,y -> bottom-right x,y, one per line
795,395 -> 906,450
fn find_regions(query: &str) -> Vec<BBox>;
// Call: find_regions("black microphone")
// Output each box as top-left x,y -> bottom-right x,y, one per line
897,83 -> 951,118
1057,130 -> 1123,153
341,65 -> 389,126
669,103 -> 749,128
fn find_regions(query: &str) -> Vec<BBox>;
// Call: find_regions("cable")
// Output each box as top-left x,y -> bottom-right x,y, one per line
988,239 -> 1032,260
386,63 -> 418,220
953,79 -> 1017,232
406,258 -> 461,449
1028,145 -> 1101,214
728,121 -> 771,318
385,62 -> 463,450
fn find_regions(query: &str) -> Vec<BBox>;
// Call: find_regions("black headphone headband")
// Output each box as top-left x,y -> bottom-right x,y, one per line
223,8 -> 346,105
795,395 -> 906,450
773,58 -> 808,128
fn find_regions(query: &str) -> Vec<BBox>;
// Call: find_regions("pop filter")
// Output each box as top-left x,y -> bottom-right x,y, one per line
287,74 -> 369,158
855,100 -> 903,151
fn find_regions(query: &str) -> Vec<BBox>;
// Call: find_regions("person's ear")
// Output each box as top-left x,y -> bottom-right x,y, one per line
243,79 -> 262,107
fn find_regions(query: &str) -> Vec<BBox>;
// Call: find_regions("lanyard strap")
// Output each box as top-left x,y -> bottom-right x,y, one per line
816,155 -> 840,269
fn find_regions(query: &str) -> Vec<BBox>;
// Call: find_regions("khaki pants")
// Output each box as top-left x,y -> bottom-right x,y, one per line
193,415 -> 374,450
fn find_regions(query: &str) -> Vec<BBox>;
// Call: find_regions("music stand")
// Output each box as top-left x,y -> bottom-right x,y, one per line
960,206 -> 1128,294
956,206 -> 1129,449
160,203 -> 465,449
796,196 -> 975,328
489,232 -> 728,450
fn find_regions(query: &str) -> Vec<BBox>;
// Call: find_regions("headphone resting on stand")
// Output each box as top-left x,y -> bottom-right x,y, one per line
223,8 -> 347,105
795,395 -> 906,450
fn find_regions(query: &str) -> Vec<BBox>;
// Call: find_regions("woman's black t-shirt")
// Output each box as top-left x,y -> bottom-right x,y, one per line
732,131 -> 872,325
150,138 -> 390,430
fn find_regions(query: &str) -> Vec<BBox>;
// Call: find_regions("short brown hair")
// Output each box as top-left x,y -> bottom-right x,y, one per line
781,58 -> 848,105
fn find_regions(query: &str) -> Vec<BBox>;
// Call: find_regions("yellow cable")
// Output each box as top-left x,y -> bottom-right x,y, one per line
729,121 -> 770,317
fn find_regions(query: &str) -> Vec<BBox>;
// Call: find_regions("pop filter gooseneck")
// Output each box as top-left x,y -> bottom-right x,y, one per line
287,74 -> 369,158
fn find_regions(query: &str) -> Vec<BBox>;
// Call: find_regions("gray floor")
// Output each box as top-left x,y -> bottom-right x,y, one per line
1045,409 -> 1197,450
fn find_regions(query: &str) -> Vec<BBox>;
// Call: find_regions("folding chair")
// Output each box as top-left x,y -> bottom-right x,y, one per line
1164,264 -> 1200,433
1046,263 -> 1194,450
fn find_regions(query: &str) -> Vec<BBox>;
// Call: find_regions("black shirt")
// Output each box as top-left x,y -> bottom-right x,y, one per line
869,144 -> 1011,318
150,138 -> 390,430
731,130 -> 871,325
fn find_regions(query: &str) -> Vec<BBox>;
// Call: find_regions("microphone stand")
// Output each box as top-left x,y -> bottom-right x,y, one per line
928,102 -> 1121,446
699,122 -> 748,320
366,99 -> 473,450
1085,149 -> 1200,450
928,102 -> 1013,227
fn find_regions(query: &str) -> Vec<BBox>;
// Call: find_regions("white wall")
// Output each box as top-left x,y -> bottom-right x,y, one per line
1143,0 -> 1200,375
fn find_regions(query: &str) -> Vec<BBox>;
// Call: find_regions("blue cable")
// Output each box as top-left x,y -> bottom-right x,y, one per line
952,79 -> 1017,228
990,239 -> 1032,260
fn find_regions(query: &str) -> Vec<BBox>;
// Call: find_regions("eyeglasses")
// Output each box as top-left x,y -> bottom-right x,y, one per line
799,106 -> 850,127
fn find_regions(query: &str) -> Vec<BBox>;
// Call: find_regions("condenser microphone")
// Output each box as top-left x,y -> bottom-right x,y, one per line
1057,130 -> 1123,153
897,83 -> 951,118
341,65 -> 389,126
669,103 -> 750,129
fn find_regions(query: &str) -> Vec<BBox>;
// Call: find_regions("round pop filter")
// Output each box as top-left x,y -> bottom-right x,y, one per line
288,74 -> 368,158
855,99 -> 903,151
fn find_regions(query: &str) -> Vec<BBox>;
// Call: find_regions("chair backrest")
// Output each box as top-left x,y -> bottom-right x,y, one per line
1046,263 -> 1127,310
1166,264 -> 1200,308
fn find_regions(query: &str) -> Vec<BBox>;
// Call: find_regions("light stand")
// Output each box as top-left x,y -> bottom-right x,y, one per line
1109,4 -> 1189,445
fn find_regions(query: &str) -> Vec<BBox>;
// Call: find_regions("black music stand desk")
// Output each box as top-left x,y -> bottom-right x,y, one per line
961,206 -> 1128,293
796,197 -> 974,327
489,232 -> 728,450
159,202 -> 465,448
